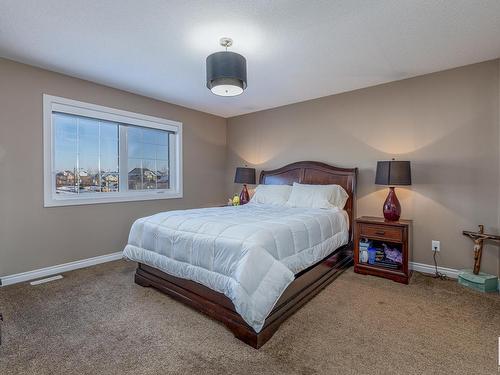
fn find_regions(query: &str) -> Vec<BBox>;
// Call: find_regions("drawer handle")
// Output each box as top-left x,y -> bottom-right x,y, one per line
375,231 -> 386,236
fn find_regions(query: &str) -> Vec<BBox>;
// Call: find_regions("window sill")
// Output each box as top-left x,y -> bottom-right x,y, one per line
44,191 -> 183,207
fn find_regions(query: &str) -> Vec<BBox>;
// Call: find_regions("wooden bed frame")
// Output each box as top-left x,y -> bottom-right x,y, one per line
134,161 -> 357,348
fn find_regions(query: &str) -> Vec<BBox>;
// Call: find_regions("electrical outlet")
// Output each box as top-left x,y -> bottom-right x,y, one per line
432,240 -> 440,252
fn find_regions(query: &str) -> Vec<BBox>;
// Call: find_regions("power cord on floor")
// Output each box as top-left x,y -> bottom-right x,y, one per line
433,249 -> 447,280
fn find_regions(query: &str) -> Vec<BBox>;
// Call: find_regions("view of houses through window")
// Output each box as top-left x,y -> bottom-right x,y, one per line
127,124 -> 170,191
54,113 -> 170,195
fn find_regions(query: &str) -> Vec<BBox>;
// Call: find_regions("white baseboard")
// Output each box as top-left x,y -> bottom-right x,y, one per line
0,251 -> 123,287
0,254 -> 483,286
410,261 -> 460,279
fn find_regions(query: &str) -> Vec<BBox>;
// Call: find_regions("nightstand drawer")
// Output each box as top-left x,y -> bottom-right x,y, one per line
359,223 -> 403,242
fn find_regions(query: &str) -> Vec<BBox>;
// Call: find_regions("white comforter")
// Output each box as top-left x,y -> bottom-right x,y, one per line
123,204 -> 349,332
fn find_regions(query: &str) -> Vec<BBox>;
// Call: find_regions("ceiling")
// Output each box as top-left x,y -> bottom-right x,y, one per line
1,0 -> 500,118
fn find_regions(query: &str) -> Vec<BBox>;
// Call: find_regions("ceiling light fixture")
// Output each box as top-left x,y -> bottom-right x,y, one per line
206,37 -> 247,97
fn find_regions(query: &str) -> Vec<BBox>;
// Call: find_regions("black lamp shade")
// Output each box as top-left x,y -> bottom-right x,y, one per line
375,161 -> 411,186
206,51 -> 247,97
234,167 -> 256,184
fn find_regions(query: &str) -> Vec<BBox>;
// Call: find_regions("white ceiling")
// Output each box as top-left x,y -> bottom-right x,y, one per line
1,0 -> 500,118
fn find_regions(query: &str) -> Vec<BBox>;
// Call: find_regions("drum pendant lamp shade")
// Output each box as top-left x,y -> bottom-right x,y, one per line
206,38 -> 247,97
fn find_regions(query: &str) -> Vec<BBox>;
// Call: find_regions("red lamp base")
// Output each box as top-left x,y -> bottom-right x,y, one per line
239,184 -> 250,205
383,187 -> 401,221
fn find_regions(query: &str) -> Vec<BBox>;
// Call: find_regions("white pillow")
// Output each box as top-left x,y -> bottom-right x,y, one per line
286,182 -> 349,209
250,184 -> 292,205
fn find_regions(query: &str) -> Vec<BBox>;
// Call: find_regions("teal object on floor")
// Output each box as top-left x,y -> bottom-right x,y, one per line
458,269 -> 498,293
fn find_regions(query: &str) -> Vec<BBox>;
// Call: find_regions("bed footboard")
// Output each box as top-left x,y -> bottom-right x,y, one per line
134,242 -> 353,348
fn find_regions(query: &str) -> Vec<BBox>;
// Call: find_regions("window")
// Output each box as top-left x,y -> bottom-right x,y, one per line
44,95 -> 182,207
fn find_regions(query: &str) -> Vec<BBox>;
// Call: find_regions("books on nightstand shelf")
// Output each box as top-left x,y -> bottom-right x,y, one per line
358,239 -> 403,270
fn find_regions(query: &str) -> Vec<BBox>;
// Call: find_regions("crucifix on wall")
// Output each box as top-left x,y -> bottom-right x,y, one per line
462,225 -> 500,275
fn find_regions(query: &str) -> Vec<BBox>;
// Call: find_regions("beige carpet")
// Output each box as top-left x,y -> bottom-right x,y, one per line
0,260 -> 499,375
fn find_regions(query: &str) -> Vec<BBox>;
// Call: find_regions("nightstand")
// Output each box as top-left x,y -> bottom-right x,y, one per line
354,216 -> 412,284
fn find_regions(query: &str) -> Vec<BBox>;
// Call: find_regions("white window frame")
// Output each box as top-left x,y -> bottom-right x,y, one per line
43,94 -> 183,207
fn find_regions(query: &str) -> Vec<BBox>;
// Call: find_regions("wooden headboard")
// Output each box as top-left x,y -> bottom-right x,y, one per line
260,161 -> 357,239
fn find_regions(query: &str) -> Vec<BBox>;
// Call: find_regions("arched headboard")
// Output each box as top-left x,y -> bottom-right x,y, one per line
259,161 -> 357,239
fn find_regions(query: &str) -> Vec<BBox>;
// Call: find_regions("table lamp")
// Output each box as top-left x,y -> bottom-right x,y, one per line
375,160 -> 411,221
234,167 -> 256,205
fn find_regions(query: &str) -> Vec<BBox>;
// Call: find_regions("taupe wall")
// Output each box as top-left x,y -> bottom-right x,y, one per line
227,60 -> 500,275
1,57 -> 499,277
0,58 -> 227,276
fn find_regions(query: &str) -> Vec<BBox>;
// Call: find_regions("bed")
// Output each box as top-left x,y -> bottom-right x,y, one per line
124,161 -> 357,348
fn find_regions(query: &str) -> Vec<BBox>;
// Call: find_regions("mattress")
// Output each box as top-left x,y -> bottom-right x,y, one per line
123,203 -> 349,332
